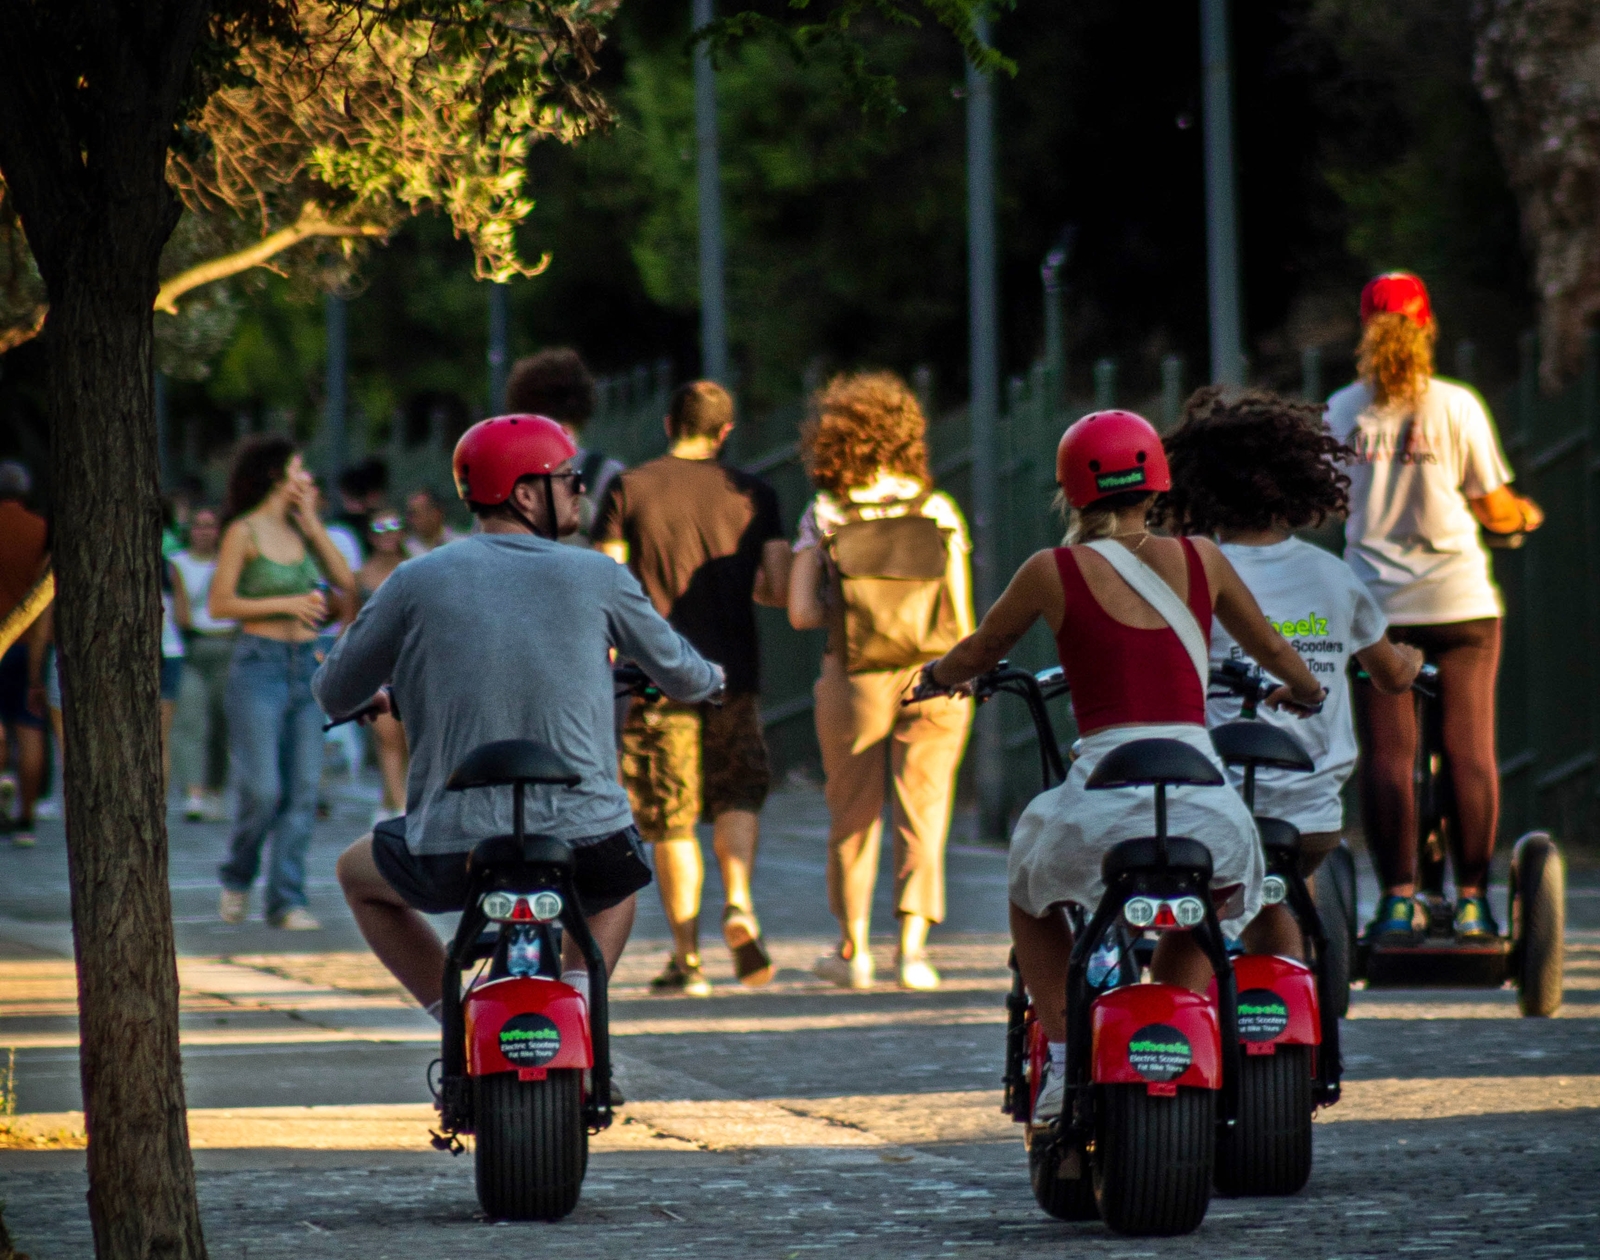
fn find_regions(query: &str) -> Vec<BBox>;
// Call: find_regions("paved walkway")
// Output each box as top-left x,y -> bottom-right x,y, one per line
2,782 -> 1597,1257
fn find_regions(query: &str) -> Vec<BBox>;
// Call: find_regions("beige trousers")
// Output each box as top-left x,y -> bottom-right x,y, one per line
813,654 -> 973,925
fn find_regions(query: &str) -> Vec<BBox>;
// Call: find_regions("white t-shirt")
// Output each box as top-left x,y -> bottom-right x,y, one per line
169,550 -> 234,634
1206,538 -> 1387,833
1325,376 -> 1512,624
403,526 -> 462,559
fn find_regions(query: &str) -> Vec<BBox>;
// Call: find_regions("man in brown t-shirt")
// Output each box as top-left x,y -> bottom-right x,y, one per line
597,381 -> 790,994
0,462 -> 51,846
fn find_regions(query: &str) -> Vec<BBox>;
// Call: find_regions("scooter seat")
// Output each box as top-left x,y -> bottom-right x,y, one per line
1101,835 -> 1214,882
447,739 -> 582,790
1209,720 -> 1314,772
469,834 -> 575,872
1255,816 -> 1301,855
1085,738 -> 1224,790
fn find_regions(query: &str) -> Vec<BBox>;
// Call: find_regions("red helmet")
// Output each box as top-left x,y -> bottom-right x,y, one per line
1056,410 -> 1171,509
452,414 -> 577,506
1360,271 -> 1432,326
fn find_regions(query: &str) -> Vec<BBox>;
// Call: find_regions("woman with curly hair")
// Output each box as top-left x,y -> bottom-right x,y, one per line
1163,386 -> 1423,957
788,371 -> 974,991
1326,273 -> 1542,943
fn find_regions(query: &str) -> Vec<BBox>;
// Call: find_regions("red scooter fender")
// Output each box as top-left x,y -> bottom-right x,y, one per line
463,976 -> 593,1078
1206,954 -> 1320,1050
1091,983 -> 1222,1091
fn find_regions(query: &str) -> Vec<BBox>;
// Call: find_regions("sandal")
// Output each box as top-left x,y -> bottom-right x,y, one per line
722,906 -> 775,987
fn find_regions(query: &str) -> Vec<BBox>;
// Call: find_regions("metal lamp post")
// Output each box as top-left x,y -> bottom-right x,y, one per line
693,0 -> 729,385
1201,0 -> 1244,386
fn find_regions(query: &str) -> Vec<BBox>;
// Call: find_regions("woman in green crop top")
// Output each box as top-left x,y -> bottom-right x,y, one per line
211,437 -> 356,931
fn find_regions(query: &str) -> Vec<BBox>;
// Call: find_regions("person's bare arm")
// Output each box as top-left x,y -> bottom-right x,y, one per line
209,521 -> 325,628
753,538 -> 792,608
928,551 -> 1057,687
289,481 -> 356,603
169,561 -> 191,631
1469,484 -> 1543,534
1355,637 -> 1423,694
787,546 -> 827,630
1201,539 -> 1326,714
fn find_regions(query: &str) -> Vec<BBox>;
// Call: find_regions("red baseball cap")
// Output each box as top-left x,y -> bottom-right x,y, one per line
1056,410 -> 1171,509
452,414 -> 576,506
1360,272 -> 1433,326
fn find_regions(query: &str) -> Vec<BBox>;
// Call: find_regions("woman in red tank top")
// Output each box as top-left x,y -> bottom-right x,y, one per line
917,412 -> 1324,1122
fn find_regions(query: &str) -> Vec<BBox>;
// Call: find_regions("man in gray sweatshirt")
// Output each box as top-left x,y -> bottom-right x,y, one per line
316,415 -> 723,1015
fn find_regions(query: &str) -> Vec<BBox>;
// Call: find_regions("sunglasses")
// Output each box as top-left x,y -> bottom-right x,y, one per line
370,517 -> 404,533
546,471 -> 588,494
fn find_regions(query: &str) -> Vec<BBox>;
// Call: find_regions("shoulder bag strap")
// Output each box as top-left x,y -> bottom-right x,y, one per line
1082,538 -> 1209,689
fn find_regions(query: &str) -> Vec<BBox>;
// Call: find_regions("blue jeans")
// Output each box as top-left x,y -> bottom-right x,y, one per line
219,635 -> 325,918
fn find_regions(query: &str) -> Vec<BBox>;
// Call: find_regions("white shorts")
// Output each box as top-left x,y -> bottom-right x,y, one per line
1007,723 -> 1264,931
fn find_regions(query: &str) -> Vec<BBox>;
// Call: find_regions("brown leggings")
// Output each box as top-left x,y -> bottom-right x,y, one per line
1353,619 -> 1501,892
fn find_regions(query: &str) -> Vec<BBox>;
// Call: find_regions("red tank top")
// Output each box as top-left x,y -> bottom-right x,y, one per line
1052,539 -> 1213,734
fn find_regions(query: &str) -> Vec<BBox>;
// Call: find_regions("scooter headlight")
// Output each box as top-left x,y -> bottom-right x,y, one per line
1173,896 -> 1206,928
529,891 -> 563,922
480,891 -> 517,921
1261,875 -> 1288,906
1124,897 -> 1157,929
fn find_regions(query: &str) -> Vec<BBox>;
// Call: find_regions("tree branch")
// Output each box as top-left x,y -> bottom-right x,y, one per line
153,209 -> 390,313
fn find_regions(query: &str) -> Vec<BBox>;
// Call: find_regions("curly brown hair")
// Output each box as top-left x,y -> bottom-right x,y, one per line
1357,311 -> 1436,408
800,371 -> 931,496
1159,386 -> 1352,536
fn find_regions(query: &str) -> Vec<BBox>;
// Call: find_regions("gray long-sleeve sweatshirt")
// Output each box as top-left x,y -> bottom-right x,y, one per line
312,532 -> 723,854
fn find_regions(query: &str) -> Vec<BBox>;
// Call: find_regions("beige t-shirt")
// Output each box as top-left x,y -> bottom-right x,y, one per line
1325,376 -> 1512,624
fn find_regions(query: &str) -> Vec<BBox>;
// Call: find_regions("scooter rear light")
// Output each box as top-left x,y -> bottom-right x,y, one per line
1261,875 -> 1287,905
1152,902 -> 1179,929
1124,897 -> 1157,928
510,898 -> 534,921
1173,896 -> 1205,927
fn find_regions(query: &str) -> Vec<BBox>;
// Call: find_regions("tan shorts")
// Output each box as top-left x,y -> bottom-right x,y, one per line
620,692 -> 771,842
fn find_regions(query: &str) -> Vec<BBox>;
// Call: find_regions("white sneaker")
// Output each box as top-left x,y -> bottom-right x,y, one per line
272,907 -> 321,931
897,952 -> 941,991
814,949 -> 874,990
219,889 -> 249,923
1033,1057 -> 1066,1124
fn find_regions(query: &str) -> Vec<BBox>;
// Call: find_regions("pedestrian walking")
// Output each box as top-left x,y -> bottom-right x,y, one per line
787,372 -> 974,990
170,506 -> 235,822
597,381 -> 791,993
357,510 -> 409,824
505,348 -> 624,543
209,437 -> 356,929
402,487 -> 461,557
0,462 -> 49,848
1327,271 -> 1543,941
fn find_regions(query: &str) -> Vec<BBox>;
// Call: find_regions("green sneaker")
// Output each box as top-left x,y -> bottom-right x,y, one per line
1368,893 -> 1418,943
1453,895 -> 1498,939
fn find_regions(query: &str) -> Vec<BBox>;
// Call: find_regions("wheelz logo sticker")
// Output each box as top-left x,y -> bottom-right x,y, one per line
1237,989 -> 1290,1041
1126,1023 -> 1192,1082
498,1013 -> 561,1066
1094,467 -> 1146,493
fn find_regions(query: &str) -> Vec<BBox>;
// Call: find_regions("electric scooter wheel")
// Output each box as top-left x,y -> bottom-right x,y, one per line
473,1068 -> 587,1220
1512,832 -> 1565,1018
1314,845 -> 1357,1017
1029,1134 -> 1099,1221
1092,1085 -> 1214,1236
1213,1046 -> 1313,1196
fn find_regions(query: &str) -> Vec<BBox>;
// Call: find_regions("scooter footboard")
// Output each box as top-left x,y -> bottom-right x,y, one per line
464,977 -> 592,1077
1090,984 -> 1221,1091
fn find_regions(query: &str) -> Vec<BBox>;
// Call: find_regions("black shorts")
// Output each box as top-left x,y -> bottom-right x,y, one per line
371,818 -> 652,918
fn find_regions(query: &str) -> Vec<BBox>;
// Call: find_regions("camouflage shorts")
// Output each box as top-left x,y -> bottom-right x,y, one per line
619,691 -> 771,841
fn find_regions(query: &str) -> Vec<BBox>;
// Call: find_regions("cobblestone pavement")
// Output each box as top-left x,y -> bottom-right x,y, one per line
2,783 -> 1598,1257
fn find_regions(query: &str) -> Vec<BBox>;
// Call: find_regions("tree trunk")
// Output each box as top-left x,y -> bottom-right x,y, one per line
49,241 -> 207,1260
1474,0 -> 1600,390
0,3 -> 210,1257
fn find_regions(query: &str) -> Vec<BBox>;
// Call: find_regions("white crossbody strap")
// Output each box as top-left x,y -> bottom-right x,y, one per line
1083,539 -> 1210,689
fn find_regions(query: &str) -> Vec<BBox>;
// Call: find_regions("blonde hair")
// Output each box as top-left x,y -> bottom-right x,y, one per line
1358,311 -> 1436,408
1056,489 -> 1154,545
